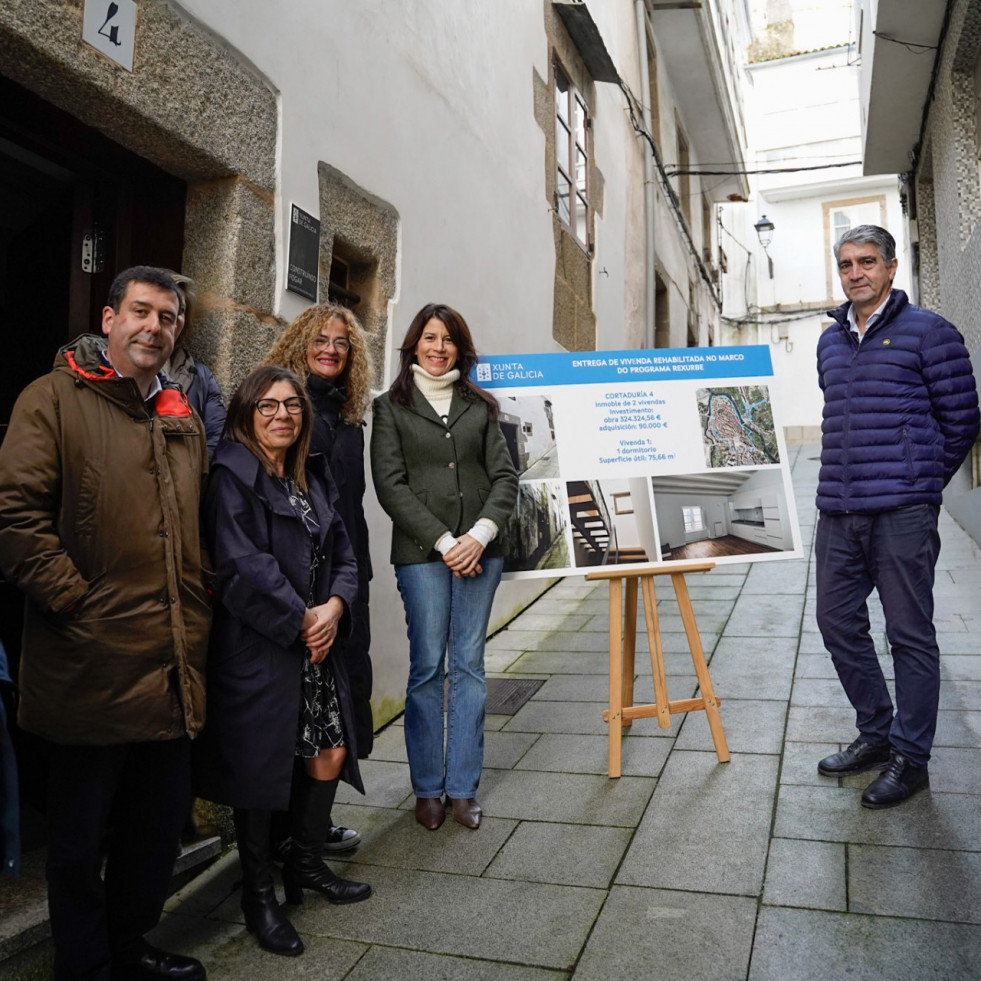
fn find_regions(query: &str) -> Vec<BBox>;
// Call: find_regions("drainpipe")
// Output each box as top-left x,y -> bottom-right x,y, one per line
635,0 -> 657,349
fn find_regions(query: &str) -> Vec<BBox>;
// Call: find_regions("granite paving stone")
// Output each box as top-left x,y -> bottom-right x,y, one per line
324,808 -> 518,875
513,732 -> 672,776
774,784 -> 981,851
789,677 -> 856,708
936,680 -> 981,710
784,705 -> 863,743
723,593 -> 806,637
335,759 -> 413,809
779,739 -> 840,786
573,886 -> 757,981
925,746 -> 981,794
484,822 -> 632,888
793,652 -> 843,678
937,655 -> 981,680
848,844 -> 981,922
502,699 -> 612,736
762,837 -> 846,911
280,865 -> 606,969
750,907 -> 981,981
617,751 -> 778,895
364,724 -> 408,763
345,947 -> 569,980
496,613 -> 591,633
530,673 -> 610,701
740,559 -> 810,595
155,915 -> 368,980
932,708 -> 981,747
484,729 -> 541,769
506,650 -> 610,675
672,698 -> 788,755
700,647 -> 796,701
479,769 -> 654,826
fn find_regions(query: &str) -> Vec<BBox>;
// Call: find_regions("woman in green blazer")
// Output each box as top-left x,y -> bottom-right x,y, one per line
371,303 -> 518,831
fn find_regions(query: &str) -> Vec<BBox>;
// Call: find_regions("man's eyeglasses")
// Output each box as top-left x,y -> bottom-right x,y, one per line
254,397 -> 307,417
310,336 -> 350,353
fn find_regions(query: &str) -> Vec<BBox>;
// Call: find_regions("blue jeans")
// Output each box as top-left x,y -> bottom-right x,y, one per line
395,557 -> 503,799
815,506 -> 941,765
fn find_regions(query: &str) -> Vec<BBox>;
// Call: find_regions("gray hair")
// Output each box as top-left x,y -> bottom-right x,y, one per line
833,224 -> 896,264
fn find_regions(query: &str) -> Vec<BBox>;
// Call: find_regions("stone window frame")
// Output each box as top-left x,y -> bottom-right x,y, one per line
0,0 -> 281,395
317,162 -> 399,388
554,57 -> 592,253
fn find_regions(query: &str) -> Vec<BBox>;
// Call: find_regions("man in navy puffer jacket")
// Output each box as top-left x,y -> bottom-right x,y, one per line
815,224 -> 979,808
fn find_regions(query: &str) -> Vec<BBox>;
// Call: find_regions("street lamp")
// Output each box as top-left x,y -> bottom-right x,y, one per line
754,214 -> 775,279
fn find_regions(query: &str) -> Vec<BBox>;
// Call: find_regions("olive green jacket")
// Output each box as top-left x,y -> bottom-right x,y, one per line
370,389 -> 518,565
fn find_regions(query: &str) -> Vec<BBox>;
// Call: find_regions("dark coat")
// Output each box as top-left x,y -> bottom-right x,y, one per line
371,388 -> 519,566
168,346 -> 226,459
195,440 -> 362,811
307,375 -> 373,755
817,290 -> 980,513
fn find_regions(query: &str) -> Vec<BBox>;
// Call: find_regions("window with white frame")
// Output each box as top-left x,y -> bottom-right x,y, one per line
682,506 -> 704,533
823,195 -> 887,297
555,61 -> 590,250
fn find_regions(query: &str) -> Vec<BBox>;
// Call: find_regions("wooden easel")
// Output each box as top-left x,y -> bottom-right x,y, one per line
585,562 -> 729,777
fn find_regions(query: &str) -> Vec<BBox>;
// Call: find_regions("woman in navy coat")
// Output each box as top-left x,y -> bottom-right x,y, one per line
197,365 -> 370,959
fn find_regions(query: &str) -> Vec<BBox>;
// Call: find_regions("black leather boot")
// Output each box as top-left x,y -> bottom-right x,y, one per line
232,809 -> 304,956
281,775 -> 372,906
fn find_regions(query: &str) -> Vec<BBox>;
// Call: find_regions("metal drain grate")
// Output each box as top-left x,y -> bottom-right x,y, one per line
442,677 -> 545,714
485,677 -> 545,715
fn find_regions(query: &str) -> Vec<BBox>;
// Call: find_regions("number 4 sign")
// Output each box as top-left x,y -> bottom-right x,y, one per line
82,0 -> 137,72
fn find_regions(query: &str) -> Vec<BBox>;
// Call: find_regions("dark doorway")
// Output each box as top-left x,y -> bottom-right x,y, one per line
0,74 -> 187,443
0,74 -> 188,814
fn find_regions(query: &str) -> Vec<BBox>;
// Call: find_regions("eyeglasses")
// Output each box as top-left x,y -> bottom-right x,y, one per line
254,397 -> 307,416
310,336 -> 350,353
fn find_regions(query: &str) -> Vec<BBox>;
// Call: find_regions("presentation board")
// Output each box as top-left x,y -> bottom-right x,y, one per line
476,345 -> 804,580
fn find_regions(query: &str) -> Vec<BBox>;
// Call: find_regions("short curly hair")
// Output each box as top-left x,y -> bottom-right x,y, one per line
263,304 -> 373,425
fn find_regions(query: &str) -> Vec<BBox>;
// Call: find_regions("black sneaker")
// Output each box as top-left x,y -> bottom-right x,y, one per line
817,738 -> 891,776
324,825 -> 361,853
861,754 -> 929,809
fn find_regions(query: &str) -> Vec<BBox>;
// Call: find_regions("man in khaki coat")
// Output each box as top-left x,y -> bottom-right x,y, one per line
0,267 -> 210,981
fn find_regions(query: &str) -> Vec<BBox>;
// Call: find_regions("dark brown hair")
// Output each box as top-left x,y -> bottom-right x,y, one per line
389,302 -> 498,417
107,266 -> 181,313
224,365 -> 313,490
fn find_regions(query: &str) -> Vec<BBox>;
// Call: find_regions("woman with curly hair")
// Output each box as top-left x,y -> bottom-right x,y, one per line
265,305 -> 374,852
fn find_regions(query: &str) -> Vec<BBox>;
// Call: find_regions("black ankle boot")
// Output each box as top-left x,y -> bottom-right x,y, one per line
232,809 -> 304,956
281,775 -> 371,906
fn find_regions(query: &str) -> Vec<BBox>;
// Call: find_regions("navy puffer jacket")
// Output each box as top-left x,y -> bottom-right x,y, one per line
816,289 -> 979,513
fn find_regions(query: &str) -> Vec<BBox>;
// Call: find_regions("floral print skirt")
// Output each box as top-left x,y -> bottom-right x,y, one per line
296,658 -> 345,757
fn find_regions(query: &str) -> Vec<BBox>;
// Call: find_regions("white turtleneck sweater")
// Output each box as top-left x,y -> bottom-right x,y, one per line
411,364 -> 499,554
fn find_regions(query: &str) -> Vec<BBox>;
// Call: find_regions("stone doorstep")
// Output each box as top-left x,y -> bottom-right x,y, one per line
0,835 -> 222,967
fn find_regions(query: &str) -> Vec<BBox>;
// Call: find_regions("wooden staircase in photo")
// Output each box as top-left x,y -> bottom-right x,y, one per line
566,480 -> 610,561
